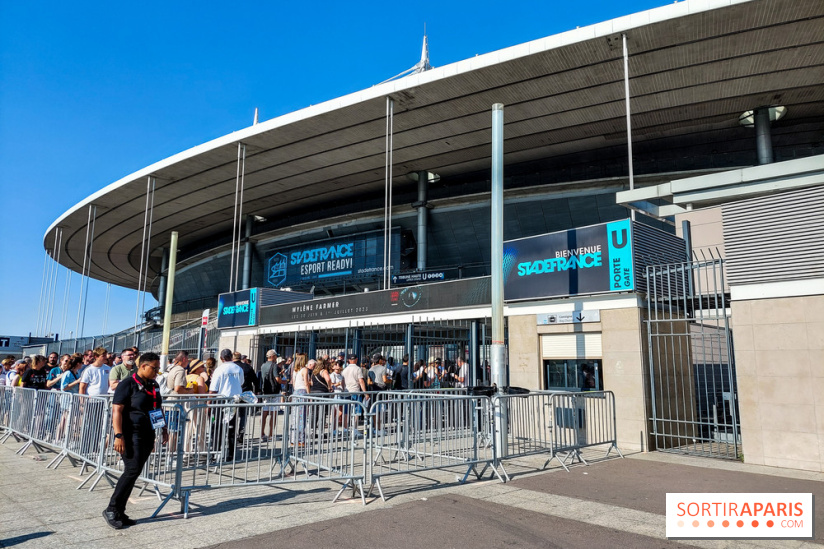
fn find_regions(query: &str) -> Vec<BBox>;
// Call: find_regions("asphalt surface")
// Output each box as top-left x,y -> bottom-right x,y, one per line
2,435 -> 822,549
205,458 -> 824,549
511,457 -> 824,537
206,493 -> 692,549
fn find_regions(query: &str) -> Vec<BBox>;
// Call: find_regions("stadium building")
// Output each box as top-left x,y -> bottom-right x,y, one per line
40,0 -> 824,472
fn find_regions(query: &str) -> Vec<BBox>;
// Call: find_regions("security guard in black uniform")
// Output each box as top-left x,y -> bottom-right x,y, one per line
103,352 -> 168,529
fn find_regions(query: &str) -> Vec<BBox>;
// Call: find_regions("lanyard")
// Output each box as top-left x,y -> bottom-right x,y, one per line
132,374 -> 159,410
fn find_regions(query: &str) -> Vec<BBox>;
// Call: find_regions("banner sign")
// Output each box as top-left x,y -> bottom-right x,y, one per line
217,289 -> 258,329
503,219 -> 634,301
391,271 -> 446,285
537,310 -> 600,325
259,277 -> 490,325
263,230 -> 400,289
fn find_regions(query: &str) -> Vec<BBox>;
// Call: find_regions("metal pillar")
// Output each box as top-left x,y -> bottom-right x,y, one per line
242,215 -> 254,290
134,176 -> 155,345
481,322 -> 488,385
491,104 -> 508,457
42,232 -> 59,335
344,327 -> 350,357
353,329 -> 363,362
157,248 -> 169,308
416,170 -> 428,271
75,204 -> 97,340
383,97 -> 395,290
754,107 -> 774,165
35,250 -> 49,337
46,229 -> 63,336
622,33 -> 636,221
469,320 -> 479,387
230,143 -> 247,292
308,331 -> 317,359
59,269 -> 72,344
405,323 -> 414,388
102,283 -> 111,334
681,220 -> 693,260
160,231 -> 179,372
490,105 -> 506,390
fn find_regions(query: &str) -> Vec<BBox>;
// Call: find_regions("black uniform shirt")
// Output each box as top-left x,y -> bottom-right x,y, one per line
112,374 -> 163,435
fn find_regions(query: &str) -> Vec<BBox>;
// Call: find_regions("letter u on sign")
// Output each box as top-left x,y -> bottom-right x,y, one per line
606,219 -> 634,291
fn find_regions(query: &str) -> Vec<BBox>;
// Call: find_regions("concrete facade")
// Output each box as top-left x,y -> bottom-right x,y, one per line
732,294 -> 824,472
507,305 -> 650,453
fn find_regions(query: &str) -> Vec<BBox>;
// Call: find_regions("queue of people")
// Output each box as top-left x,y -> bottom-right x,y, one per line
2,345 -> 472,530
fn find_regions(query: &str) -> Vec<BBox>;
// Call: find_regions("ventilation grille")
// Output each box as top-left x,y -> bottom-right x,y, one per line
722,186 -> 824,286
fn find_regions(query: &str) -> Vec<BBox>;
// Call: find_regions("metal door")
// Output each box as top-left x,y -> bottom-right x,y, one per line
645,257 -> 740,459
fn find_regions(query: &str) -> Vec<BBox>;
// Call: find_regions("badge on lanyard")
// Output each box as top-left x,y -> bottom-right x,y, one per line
133,374 -> 164,429
149,409 -> 166,429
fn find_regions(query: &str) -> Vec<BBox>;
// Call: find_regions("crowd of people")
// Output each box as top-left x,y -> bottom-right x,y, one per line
1,346 -> 476,529
2,347 -> 474,451
1,347 -> 473,398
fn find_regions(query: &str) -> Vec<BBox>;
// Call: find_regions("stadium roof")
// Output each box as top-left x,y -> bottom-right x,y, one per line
46,0 -> 824,291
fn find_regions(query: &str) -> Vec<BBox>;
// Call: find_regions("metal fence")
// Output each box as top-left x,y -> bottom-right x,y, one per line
258,318 -> 498,388
492,391 -> 622,477
21,323 -> 221,358
0,386 -> 622,518
368,393 -> 502,501
644,257 -> 740,460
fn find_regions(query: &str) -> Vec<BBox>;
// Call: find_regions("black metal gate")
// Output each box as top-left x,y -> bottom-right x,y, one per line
645,257 -> 741,459
257,318 -> 495,387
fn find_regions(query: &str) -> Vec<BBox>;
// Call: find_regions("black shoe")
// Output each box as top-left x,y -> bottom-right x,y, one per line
118,513 -> 137,527
102,509 -> 124,530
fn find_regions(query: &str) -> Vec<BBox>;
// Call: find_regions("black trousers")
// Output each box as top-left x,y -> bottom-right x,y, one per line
107,431 -> 155,513
210,412 -> 236,461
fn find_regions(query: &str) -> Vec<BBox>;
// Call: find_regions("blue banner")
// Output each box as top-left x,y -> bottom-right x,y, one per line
606,219 -> 634,292
504,220 -> 636,301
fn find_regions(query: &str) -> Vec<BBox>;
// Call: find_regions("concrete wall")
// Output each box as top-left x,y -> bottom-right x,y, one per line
733,294 -> 824,472
675,206 -> 725,259
507,306 -> 651,453
600,308 -> 650,453
217,332 -> 257,361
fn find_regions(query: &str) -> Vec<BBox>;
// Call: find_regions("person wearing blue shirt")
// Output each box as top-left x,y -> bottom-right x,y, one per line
46,354 -> 70,389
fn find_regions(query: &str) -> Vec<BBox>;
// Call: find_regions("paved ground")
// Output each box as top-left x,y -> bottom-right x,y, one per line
0,436 -> 821,549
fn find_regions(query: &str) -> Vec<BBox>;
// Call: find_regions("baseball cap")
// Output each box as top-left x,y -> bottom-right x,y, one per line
371,353 -> 384,362
266,350 -> 277,357
347,354 -> 358,361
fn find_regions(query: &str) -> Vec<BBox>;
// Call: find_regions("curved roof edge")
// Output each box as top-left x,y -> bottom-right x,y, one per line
44,0 -> 751,244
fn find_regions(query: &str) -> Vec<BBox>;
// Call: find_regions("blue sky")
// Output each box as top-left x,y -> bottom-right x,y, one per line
0,0 -> 667,338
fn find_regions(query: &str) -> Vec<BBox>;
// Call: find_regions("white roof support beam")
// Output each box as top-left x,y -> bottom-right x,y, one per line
616,155 -> 824,220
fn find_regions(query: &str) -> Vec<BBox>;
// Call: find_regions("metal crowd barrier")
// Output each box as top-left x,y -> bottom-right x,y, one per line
169,396 -> 367,517
547,390 -> 623,470
0,386 -> 11,435
49,393 -> 113,474
367,393 -> 503,501
0,386 -> 623,518
490,390 -> 623,475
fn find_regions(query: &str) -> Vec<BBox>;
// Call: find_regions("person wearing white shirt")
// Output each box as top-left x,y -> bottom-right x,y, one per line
454,358 -> 470,389
80,348 -> 112,397
209,349 -> 244,461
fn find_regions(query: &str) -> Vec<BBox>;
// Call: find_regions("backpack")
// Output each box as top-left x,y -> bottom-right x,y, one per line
156,372 -> 172,396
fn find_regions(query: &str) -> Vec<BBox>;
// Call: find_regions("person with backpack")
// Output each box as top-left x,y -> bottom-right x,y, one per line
259,350 -> 282,442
